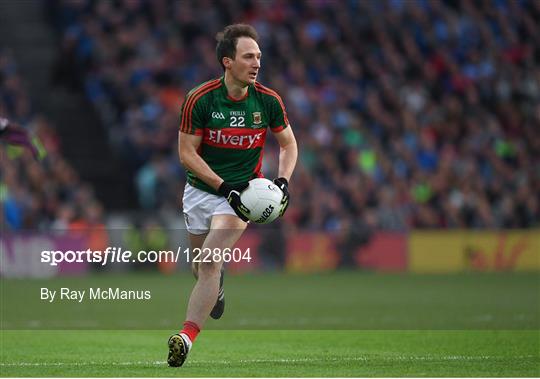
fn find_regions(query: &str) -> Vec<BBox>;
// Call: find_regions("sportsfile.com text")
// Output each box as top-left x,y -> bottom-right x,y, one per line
40,247 -> 252,266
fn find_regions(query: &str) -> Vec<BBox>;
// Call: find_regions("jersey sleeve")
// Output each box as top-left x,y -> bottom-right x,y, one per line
179,93 -> 206,135
267,93 -> 289,133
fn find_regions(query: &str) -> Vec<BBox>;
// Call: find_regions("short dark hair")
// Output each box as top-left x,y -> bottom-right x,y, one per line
216,24 -> 259,71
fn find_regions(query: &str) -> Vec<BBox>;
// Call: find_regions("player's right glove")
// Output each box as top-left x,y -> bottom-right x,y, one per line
273,177 -> 289,217
0,117 -> 39,160
218,181 -> 250,222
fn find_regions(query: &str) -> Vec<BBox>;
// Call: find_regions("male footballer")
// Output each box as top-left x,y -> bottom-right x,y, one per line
168,24 -> 297,367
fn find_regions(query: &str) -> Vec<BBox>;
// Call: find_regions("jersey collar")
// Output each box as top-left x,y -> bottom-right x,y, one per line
221,76 -> 250,102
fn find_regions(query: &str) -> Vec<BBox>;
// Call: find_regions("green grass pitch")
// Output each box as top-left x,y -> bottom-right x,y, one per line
1,271 -> 539,376
1,330 -> 538,377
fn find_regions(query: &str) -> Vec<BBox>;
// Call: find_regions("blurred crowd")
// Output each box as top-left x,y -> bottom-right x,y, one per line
46,0 -> 540,230
0,49 -> 106,232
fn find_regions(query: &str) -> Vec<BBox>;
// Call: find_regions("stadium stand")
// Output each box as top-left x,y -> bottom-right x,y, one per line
42,0 -> 540,230
0,49 -> 106,231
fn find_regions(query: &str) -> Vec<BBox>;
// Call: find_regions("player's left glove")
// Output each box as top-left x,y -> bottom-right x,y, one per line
273,177 -> 289,217
0,117 -> 39,160
218,181 -> 250,222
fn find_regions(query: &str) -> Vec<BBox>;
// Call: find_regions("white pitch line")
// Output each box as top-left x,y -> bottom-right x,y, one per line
1,355 -> 537,367
0,361 -> 164,367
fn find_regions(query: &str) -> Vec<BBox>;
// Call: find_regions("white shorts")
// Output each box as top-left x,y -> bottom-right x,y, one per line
182,183 -> 237,235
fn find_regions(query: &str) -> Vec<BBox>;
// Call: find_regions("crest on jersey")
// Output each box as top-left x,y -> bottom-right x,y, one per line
252,112 -> 262,125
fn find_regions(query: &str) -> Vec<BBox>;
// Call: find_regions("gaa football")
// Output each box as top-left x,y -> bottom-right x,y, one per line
240,178 -> 283,224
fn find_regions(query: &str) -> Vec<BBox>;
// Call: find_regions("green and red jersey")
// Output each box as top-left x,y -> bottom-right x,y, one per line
179,77 -> 289,195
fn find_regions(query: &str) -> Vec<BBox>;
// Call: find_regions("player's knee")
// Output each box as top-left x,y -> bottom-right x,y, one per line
197,260 -> 221,278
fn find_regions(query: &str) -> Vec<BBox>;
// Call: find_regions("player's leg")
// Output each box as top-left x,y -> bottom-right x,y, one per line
169,184 -> 211,367
188,232 -> 206,277
185,214 -> 247,327
168,214 -> 246,367
188,232 -> 225,319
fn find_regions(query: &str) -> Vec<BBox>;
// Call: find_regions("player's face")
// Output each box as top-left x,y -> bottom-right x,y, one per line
230,37 -> 261,85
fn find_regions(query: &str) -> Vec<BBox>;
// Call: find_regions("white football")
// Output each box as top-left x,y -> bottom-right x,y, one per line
240,178 -> 283,224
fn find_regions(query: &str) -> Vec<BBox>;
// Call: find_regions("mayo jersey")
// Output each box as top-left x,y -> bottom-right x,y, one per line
179,77 -> 289,195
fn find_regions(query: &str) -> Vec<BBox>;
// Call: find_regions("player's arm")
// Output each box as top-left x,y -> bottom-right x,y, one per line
178,91 -> 225,191
272,126 -> 297,217
178,131 -> 223,191
273,126 -> 297,182
266,89 -> 297,216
